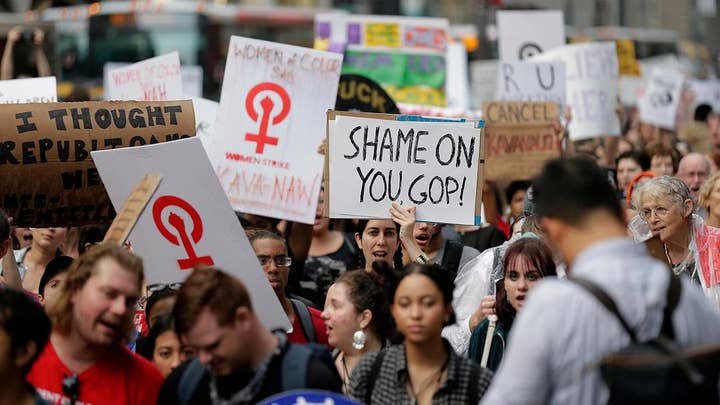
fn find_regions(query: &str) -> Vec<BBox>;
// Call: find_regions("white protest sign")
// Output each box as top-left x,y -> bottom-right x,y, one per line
92,137 -> 290,331
104,52 -> 183,101
496,10 -> 564,61
469,60 -> 497,109
181,65 -> 203,98
211,36 -> 343,224
638,69 -> 685,130
618,75 -> 646,107
690,79 -> 720,112
329,116 -> 481,225
0,77 -> 56,104
495,61 -> 566,112
533,42 -> 620,140
191,96 -> 219,153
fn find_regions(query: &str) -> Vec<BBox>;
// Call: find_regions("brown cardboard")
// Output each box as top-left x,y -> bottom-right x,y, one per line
103,174 -> 162,245
324,110 -> 485,223
482,101 -> 560,181
0,100 -> 195,226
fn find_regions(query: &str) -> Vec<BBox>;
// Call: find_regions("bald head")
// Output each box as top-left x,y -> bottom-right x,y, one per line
676,153 -> 711,199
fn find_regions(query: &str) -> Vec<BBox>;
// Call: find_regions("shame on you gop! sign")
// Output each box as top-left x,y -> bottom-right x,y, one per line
210,36 -> 343,224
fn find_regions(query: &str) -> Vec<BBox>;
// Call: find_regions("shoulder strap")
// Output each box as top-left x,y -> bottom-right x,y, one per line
343,232 -> 358,255
571,278 -> 638,342
365,349 -> 386,405
659,274 -> 682,339
441,240 -> 464,277
177,358 -> 206,405
291,298 -> 316,343
281,344 -> 311,391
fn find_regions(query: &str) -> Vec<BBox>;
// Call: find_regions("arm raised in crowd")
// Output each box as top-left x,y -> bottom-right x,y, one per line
0,26 -> 21,80
33,29 -> 51,77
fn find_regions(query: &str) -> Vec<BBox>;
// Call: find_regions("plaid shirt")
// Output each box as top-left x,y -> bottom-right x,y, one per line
348,342 -> 493,404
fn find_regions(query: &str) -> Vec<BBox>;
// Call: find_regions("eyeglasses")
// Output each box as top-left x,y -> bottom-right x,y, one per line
62,373 -> 80,405
147,282 -> 183,294
640,206 -> 671,220
257,255 -> 292,268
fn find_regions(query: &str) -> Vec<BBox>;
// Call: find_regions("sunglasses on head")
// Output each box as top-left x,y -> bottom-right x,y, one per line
147,282 -> 183,294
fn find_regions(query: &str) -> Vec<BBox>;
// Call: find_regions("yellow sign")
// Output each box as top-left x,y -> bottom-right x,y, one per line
616,39 -> 641,76
365,23 -> 401,48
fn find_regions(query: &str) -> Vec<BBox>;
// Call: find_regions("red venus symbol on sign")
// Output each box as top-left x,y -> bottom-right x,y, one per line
152,195 -> 214,270
244,82 -> 291,154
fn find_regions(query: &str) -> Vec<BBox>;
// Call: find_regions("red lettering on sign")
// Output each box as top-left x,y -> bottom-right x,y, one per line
152,195 -> 214,270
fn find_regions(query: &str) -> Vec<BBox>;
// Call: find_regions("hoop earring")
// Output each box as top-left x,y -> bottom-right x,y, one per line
352,330 -> 366,350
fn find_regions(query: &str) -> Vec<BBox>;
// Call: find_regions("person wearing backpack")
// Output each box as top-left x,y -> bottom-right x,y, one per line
482,158 -> 720,405
249,230 -> 329,346
157,267 -> 342,405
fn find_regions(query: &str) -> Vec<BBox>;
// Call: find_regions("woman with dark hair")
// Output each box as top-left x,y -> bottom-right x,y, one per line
468,237 -> 557,370
139,314 -> 195,378
615,150 -> 651,200
349,263 -> 493,404
321,267 -> 393,392
354,218 -> 402,272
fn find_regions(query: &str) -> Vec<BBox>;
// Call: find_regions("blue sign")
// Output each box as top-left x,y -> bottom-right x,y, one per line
258,390 -> 361,405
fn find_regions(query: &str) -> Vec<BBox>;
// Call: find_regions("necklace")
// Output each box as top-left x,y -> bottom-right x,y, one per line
406,354 -> 449,405
663,243 -> 692,275
341,355 -> 350,393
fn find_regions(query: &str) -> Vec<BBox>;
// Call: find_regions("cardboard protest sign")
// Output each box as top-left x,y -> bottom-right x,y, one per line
211,36 -> 342,224
0,77 -> 57,104
495,61 -> 566,112
328,114 -> 482,225
315,14 -> 449,107
638,69 -> 684,130
496,10 -> 564,61
615,39 -> 641,76
533,42 -> 620,140
336,74 -> 400,114
482,101 -> 560,181
0,100 -> 195,227
92,137 -> 290,332
104,52 -> 183,101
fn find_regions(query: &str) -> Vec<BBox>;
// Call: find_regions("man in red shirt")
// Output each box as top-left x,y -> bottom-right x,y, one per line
27,243 -> 163,405
249,230 -> 328,345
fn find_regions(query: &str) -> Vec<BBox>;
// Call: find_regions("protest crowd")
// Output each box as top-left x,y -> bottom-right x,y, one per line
2,4 -> 720,405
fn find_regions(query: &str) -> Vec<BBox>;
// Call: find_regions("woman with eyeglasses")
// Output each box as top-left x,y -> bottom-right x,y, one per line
249,229 -> 329,345
632,176 -> 720,310
139,314 -> 196,378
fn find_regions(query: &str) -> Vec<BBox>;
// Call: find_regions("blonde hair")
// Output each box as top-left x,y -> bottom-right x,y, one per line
699,172 -> 720,211
47,243 -> 144,333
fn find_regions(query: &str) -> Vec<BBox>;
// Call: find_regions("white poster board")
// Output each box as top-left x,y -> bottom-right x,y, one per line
0,76 -> 57,104
496,10 -> 565,61
618,75 -> 646,107
638,69 -> 685,130
469,60 -> 498,109
191,96 -> 219,152
104,52 -> 183,101
211,36 -> 343,224
92,137 -> 290,331
690,79 -> 720,112
533,42 -> 620,140
329,116 -> 481,225
495,61 -> 566,112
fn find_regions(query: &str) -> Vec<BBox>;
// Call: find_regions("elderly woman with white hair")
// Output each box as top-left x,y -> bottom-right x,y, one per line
633,176 -> 720,310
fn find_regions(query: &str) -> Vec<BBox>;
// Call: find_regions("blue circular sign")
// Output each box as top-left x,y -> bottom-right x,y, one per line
258,390 -> 361,405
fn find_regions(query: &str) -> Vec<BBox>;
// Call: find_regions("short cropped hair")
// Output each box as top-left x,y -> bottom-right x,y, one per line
533,157 -> 624,225
633,176 -> 695,215
0,288 -> 51,374
173,267 -> 253,337
48,243 -> 144,332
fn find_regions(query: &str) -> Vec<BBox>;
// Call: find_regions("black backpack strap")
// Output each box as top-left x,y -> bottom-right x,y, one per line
659,274 -> 682,340
441,240 -> 464,278
281,344 -> 312,391
571,278 -> 638,342
291,298 -> 316,343
177,358 -> 206,405
365,349 -> 386,405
